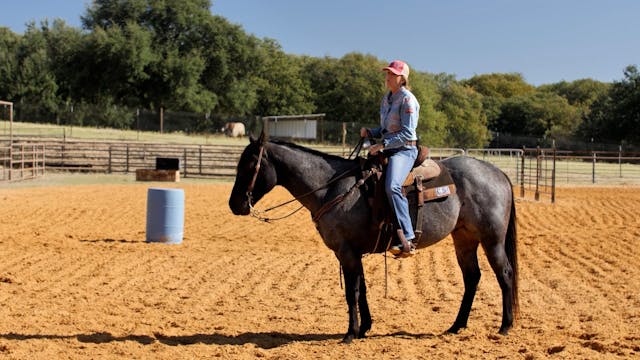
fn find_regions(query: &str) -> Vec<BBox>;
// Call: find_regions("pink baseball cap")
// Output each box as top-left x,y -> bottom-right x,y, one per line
382,60 -> 410,77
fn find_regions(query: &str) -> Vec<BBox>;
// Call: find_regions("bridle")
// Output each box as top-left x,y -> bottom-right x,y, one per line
245,144 -> 265,205
245,143 -> 305,222
244,142 -> 368,223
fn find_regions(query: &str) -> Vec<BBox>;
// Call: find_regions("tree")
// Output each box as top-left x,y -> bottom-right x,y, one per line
583,65 -> 640,143
301,53 -> 383,124
538,79 -> 610,134
0,27 -> 20,100
251,40 -> 314,116
82,0 -> 217,116
411,72 -> 448,147
199,15 -> 266,117
39,20 -> 84,117
437,82 -> 489,148
69,23 -> 152,105
463,73 -> 535,131
538,79 -> 609,108
497,92 -> 579,139
463,73 -> 535,98
10,22 -> 60,122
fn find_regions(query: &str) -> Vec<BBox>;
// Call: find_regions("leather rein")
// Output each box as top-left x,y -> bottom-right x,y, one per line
245,143 -> 370,223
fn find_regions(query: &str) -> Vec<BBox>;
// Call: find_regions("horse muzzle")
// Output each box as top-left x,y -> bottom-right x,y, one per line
229,196 -> 251,216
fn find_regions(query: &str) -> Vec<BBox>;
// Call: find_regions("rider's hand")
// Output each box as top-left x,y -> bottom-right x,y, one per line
368,143 -> 384,155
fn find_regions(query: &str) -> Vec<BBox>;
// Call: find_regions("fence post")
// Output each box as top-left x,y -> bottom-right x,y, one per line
535,146 -> 540,201
520,146 -> 525,198
108,146 -> 112,174
20,144 -> 24,179
341,122 -> 347,157
126,144 -> 130,173
42,144 -> 46,176
619,145 -> 622,178
31,144 -> 35,178
592,152 -> 596,184
183,148 -> 188,178
199,145 -> 202,175
61,143 -> 65,169
8,144 -> 12,181
552,141 -> 556,203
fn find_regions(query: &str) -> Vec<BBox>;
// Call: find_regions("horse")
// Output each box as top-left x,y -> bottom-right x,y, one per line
228,131 -> 518,343
223,122 -> 246,137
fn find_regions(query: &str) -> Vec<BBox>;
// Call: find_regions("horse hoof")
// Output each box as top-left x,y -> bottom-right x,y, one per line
358,324 -> 371,338
341,334 -> 355,344
498,327 -> 510,336
446,325 -> 462,334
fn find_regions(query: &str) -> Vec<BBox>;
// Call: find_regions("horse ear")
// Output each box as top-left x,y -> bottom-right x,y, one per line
249,132 -> 258,144
257,127 -> 268,145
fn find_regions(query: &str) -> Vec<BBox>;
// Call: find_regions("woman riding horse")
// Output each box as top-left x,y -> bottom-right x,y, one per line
360,59 -> 420,257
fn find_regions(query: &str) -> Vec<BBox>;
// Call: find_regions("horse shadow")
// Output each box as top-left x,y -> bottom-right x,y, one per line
0,331 -> 344,349
79,238 -> 141,244
0,331 -> 440,348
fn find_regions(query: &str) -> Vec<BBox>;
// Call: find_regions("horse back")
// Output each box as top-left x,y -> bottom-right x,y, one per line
441,155 -> 515,231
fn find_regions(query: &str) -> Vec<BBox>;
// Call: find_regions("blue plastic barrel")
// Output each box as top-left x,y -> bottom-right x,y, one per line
146,188 -> 185,244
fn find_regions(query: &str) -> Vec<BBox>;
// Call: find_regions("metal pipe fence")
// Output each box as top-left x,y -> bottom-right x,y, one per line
4,137 -> 640,203
0,142 -> 46,181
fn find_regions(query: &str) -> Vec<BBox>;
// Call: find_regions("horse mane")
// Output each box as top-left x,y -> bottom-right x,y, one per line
268,139 -> 353,162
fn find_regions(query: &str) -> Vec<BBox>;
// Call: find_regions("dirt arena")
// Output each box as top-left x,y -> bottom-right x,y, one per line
0,180 -> 639,359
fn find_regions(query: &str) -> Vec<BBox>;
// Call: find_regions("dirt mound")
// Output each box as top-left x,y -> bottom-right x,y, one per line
0,184 -> 638,359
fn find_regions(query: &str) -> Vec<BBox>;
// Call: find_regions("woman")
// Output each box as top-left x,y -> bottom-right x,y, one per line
360,60 -> 420,256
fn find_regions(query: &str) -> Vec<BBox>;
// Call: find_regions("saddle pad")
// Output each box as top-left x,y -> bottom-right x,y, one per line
404,162 -> 456,202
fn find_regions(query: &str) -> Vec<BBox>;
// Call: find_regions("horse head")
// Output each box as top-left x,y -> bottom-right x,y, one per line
229,130 -> 277,215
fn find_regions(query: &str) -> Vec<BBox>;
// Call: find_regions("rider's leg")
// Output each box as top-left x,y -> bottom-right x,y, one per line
385,148 -> 418,254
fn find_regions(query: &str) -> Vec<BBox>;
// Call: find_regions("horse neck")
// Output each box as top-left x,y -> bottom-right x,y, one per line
268,142 -> 354,212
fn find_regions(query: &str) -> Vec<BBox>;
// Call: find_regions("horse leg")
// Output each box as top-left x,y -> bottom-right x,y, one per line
339,250 -> 371,343
448,232 -> 481,334
357,271 -> 372,338
484,244 -> 516,335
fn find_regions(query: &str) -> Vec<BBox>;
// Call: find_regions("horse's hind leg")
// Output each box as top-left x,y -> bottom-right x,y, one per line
483,243 -> 516,335
448,231 -> 481,334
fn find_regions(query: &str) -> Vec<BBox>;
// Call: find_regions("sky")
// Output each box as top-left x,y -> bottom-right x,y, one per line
1,0 -> 638,86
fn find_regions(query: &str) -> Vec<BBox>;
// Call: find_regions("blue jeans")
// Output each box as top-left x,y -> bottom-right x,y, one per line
385,146 -> 418,241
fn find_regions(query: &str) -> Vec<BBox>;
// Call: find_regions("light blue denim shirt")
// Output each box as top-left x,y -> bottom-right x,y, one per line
369,86 -> 419,150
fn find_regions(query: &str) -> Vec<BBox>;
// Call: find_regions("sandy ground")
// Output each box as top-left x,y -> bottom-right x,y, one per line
0,182 -> 639,359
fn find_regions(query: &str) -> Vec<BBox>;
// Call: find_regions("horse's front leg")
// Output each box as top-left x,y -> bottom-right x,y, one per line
338,249 -> 371,343
357,269 -> 372,338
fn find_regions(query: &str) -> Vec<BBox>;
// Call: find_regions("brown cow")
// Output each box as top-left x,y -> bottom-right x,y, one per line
223,122 -> 246,137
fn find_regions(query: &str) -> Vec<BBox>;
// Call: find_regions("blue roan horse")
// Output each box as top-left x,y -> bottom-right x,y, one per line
229,132 -> 518,343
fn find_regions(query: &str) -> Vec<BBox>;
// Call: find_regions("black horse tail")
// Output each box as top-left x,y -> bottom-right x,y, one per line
506,189 -> 519,321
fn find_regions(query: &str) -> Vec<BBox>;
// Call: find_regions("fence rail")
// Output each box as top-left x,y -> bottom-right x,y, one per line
0,143 -> 46,181
4,138 -> 640,202
43,141 -> 246,177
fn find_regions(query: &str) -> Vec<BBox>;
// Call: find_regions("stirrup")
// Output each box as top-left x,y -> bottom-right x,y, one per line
389,241 -> 415,256
394,250 -> 415,259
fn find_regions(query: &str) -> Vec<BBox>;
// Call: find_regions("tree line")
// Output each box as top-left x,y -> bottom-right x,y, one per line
1,0 -> 638,149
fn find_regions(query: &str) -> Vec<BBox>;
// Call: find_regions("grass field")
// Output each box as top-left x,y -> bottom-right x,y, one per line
1,121 -> 249,145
